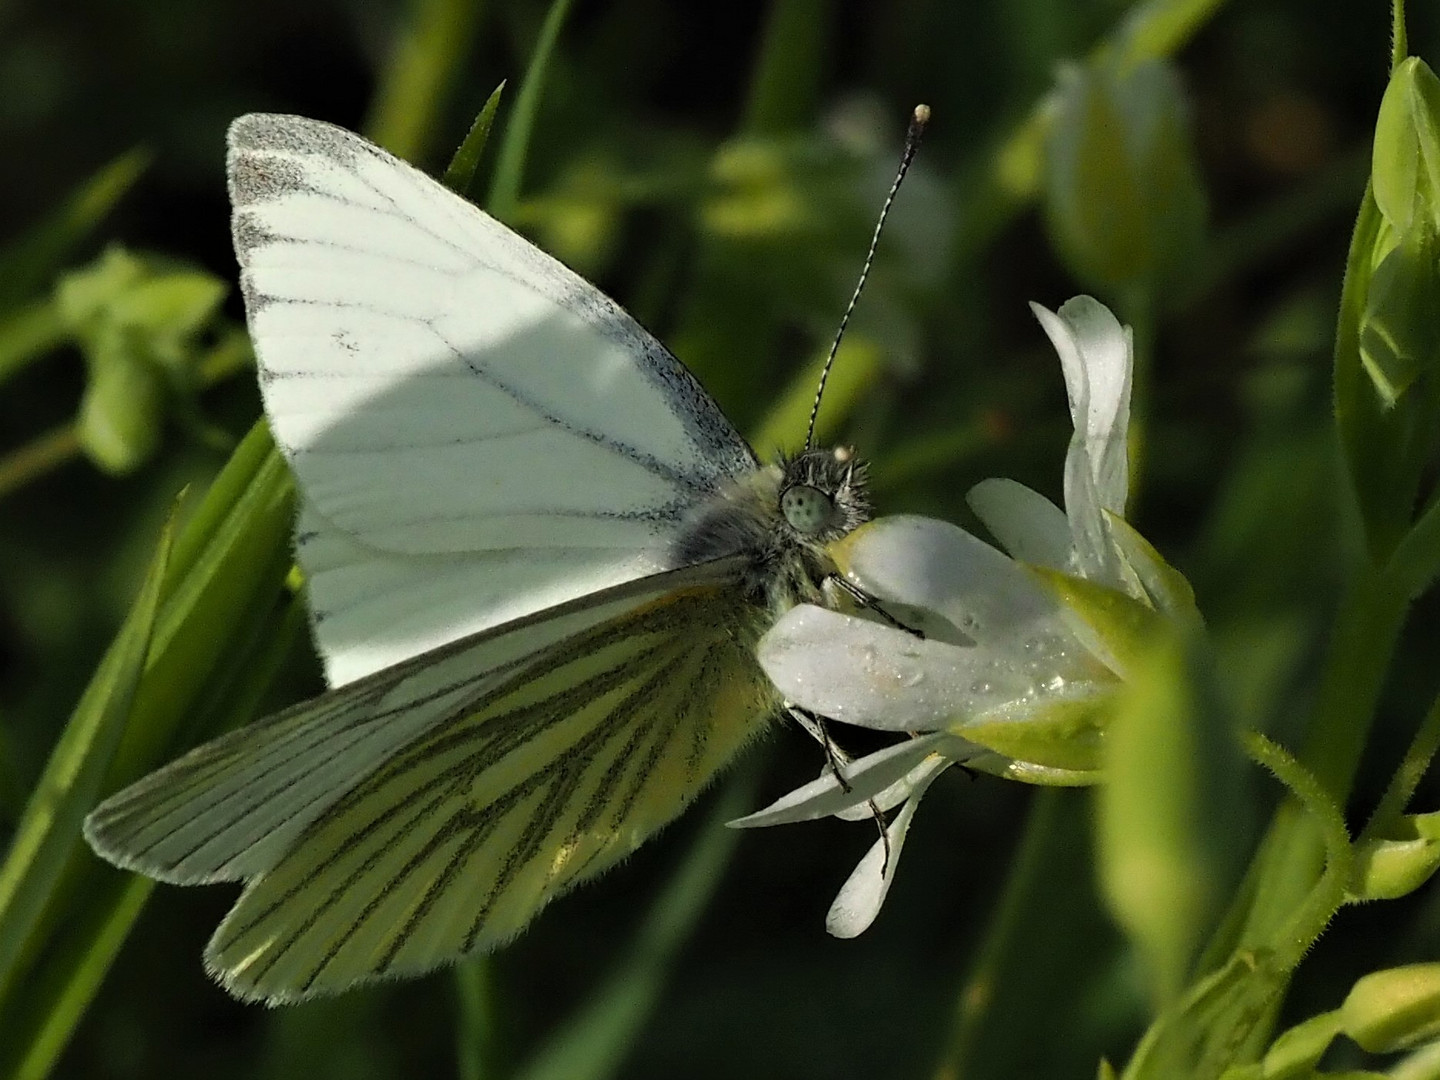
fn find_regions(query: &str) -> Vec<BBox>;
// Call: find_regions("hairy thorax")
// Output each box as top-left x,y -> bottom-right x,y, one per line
669,448 -> 872,617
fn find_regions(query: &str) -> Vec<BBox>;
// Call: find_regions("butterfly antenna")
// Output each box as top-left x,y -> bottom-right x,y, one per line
805,103 -> 930,451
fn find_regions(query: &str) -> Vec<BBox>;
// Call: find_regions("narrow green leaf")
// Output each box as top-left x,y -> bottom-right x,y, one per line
0,420 -> 296,1072
487,0 -> 575,220
750,336 -> 882,453
443,81 -> 507,199
742,0 -> 829,136
7,874 -> 152,1080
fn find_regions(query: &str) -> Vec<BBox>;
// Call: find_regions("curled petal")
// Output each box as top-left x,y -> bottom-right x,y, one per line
1032,296 -> 1133,516
834,747 -> 973,820
727,732 -> 955,828
826,758 -> 950,938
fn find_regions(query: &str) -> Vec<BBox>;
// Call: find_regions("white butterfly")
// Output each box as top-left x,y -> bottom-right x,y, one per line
84,114 -> 876,1003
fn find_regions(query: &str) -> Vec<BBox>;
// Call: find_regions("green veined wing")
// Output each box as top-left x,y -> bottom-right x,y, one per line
92,563 -> 778,1004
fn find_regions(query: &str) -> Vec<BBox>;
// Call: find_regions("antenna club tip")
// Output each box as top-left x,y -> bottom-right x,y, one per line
912,103 -> 931,126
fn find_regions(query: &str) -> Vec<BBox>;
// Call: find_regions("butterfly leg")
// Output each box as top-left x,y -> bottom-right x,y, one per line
825,574 -> 924,638
787,704 -> 893,872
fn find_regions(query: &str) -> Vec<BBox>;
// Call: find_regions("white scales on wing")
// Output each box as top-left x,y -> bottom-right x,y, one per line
228,114 -> 758,684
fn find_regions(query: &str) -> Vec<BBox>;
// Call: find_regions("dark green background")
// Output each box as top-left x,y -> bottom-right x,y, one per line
2,1 -> 1437,1076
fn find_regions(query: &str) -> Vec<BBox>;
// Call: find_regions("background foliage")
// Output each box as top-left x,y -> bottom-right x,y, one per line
2,0 -> 1439,1077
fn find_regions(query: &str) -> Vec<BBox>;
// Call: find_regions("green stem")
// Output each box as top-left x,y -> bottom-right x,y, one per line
1242,734 -> 1353,971
932,790 -> 1064,1080
0,424 -> 80,499
455,957 -> 499,1080
1301,562 -> 1410,804
1359,691 -> 1440,846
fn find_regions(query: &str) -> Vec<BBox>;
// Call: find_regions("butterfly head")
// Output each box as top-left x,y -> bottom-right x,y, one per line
777,446 -> 870,543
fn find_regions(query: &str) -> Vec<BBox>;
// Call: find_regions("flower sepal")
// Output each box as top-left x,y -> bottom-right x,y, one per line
956,691 -> 1113,773
1026,563 -> 1167,679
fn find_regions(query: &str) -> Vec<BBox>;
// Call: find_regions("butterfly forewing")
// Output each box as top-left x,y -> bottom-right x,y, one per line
228,113 -> 758,684
205,581 -> 776,1003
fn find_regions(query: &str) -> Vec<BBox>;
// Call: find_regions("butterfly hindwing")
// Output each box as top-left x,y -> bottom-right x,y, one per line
83,562 -> 747,888
203,578 -> 776,1003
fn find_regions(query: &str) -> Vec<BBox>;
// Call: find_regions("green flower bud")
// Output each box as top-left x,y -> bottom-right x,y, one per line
1351,810 -> 1440,901
1372,56 -> 1440,237
1340,963 -> 1440,1053
1044,59 -> 1206,294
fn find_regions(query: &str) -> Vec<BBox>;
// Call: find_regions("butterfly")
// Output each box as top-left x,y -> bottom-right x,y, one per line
83,111 -> 913,1004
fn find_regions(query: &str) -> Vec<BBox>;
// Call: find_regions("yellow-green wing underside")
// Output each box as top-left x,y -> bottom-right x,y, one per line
209,580 -> 775,1002
84,562 -> 779,1003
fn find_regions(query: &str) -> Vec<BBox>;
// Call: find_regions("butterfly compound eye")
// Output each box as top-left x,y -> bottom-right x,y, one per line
781,484 -> 836,535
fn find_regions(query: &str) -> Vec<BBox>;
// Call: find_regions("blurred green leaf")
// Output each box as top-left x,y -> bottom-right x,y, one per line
0,300 -> 66,387
54,246 -> 228,475
76,344 -> 164,474
742,0 -> 829,136
1044,59 -> 1206,297
750,336 -> 882,452
1098,628 -> 1248,1005
0,149 -> 149,315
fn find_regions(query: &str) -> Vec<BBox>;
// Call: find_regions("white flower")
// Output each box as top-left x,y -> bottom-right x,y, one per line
735,296 -> 1195,937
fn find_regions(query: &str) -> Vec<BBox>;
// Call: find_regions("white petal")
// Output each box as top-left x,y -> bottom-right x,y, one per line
842,515 -> 1061,645
966,478 -> 1071,569
825,759 -> 949,938
1031,301 -> 1088,432
758,606 -> 1081,731
1063,434 -> 1119,585
726,733 -> 953,828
